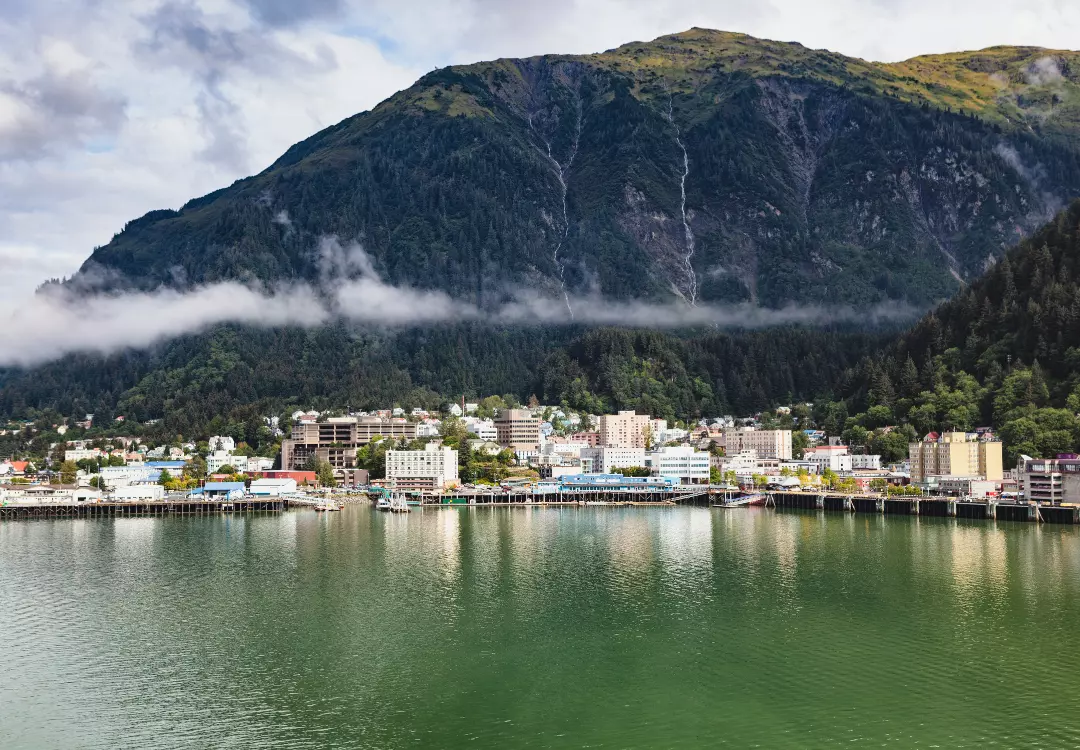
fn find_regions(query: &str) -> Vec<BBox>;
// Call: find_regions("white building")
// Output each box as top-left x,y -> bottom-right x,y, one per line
207,452 -> 248,474
806,445 -> 852,472
386,444 -> 459,491
466,420 -> 498,442
64,448 -> 102,462
646,447 -> 710,485
98,465 -> 161,489
112,485 -> 166,502
249,478 -> 298,497
416,422 -> 441,438
581,447 -> 646,473
723,428 -> 793,460
446,403 -> 463,417
850,454 -> 882,470
208,436 -> 236,453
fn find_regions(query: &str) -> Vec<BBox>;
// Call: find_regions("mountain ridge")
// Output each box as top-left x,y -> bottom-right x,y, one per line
69,28 -> 1080,310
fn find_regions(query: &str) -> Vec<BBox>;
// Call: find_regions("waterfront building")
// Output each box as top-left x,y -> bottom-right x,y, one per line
581,447 -> 646,474
249,478 -> 298,497
645,447 -> 710,485
385,444 -> 459,491
1020,456 -> 1080,504
599,411 -> 650,449
723,427 -> 793,460
494,409 -> 541,451
111,485 -> 166,502
557,474 -> 674,492
909,432 -> 1003,483
200,482 -> 246,500
927,477 -> 998,498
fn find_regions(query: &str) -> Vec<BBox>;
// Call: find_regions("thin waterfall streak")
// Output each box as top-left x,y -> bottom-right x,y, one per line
666,100 -> 698,306
529,103 -> 580,319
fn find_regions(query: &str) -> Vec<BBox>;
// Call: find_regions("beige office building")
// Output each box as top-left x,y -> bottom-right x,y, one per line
723,428 -> 793,460
599,411 -> 650,449
494,409 -> 541,451
281,417 -> 418,472
909,432 -> 1004,483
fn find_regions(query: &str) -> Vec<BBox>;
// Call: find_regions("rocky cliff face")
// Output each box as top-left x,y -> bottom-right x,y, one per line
72,29 -> 1080,308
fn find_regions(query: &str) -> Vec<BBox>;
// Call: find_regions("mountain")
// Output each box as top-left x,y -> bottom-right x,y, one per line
6,31 -> 1080,446
836,199 -> 1080,463
73,29 -> 1080,307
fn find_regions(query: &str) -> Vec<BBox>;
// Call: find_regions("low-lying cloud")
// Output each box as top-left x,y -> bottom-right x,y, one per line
0,238 -> 920,368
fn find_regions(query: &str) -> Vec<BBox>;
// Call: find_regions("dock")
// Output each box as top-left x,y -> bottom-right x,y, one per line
0,498 -> 288,520
718,490 -> 1080,525
431,486 -> 711,506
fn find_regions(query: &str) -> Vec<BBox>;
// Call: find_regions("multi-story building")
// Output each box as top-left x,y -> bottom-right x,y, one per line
280,417 -> 417,473
850,454 -> 882,470
909,432 -> 1003,483
494,409 -> 540,451
1021,456 -> 1080,504
599,411 -> 650,449
64,448 -> 102,462
806,445 -> 852,473
723,428 -> 793,460
646,447 -> 710,484
385,444 -> 458,491
466,420 -> 498,442
581,447 -> 646,473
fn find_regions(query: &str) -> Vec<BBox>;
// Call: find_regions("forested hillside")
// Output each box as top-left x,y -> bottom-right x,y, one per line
70,29 -> 1080,308
0,324 -> 885,443
835,199 -> 1080,462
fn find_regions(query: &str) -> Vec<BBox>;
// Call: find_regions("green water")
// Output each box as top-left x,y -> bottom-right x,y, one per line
2,506 -> 1079,749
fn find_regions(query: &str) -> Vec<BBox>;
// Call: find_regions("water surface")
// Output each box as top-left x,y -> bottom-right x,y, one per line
2,506 -> 1079,748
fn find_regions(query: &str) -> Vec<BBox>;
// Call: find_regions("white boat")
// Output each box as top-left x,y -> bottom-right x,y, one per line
376,497 -> 393,511
315,501 -> 343,512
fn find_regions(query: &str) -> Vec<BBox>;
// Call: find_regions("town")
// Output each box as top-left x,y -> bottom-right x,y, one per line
3,397 -> 1071,511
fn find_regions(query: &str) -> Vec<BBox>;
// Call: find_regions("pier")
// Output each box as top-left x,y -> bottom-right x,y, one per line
0,498 -> 287,520
432,486 -> 711,506
721,490 -> 1080,525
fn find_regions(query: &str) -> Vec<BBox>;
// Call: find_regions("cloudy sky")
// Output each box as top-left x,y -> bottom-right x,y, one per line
2,0 -> 1079,305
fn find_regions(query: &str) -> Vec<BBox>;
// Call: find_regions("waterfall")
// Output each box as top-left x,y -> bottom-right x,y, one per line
529,98 -> 582,319
666,100 -> 698,306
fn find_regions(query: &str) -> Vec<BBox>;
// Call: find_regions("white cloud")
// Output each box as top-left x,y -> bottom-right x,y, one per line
0,237 -> 919,367
0,0 -> 1078,310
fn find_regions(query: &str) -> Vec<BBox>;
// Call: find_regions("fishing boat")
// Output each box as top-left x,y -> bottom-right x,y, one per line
389,493 -> 411,513
314,500 -> 344,512
376,497 -> 393,511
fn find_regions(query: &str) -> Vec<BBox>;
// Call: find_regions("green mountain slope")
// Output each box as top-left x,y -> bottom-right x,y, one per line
75,29 -> 1080,307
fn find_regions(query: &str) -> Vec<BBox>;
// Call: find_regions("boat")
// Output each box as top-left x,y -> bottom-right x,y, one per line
714,494 -> 767,508
315,501 -> 343,512
376,497 -> 393,511
389,493 -> 411,513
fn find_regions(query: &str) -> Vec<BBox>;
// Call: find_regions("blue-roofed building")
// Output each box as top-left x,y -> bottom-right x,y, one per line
202,482 -> 246,500
146,460 -> 187,470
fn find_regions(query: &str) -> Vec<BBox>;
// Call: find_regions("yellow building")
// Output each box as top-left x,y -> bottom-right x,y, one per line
909,432 -> 1003,483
